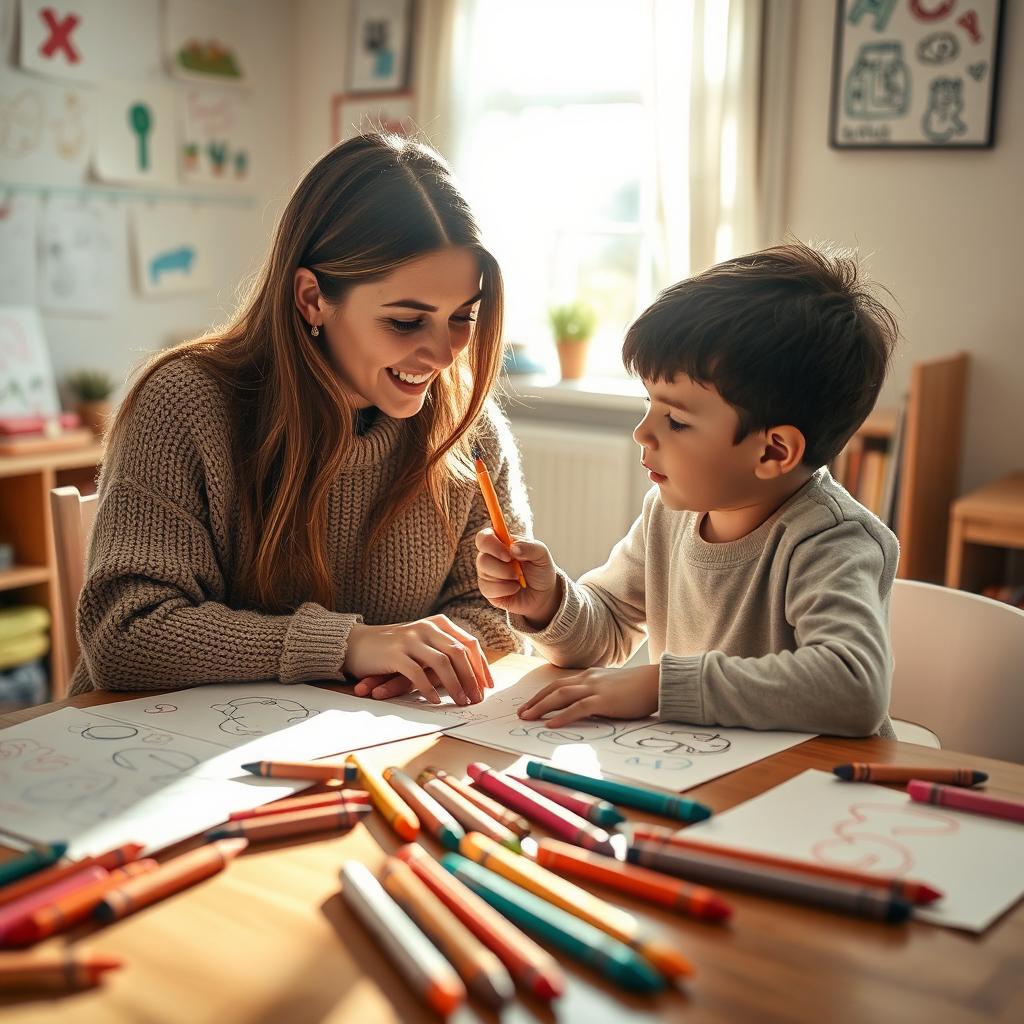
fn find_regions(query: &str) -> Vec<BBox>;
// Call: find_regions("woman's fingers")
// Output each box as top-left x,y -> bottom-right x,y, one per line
429,616 -> 495,690
397,656 -> 442,705
370,675 -> 414,700
418,645 -> 473,706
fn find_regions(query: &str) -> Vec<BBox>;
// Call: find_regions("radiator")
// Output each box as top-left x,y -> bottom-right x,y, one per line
510,420 -> 650,580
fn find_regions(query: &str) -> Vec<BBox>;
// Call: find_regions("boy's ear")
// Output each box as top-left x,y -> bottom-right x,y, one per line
753,425 -> 806,479
293,267 -> 324,325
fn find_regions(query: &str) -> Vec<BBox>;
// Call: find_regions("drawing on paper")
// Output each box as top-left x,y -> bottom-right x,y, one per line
149,246 -> 196,285
612,725 -> 732,755
811,801 -> 960,875
507,718 -> 620,745
144,704 -> 178,714
210,697 -> 318,737
76,723 -> 139,741
111,748 -> 201,779
23,770 -> 115,804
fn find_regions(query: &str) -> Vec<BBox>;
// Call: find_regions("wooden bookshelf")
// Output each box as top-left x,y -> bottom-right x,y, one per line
0,443 -> 104,700
832,352 -> 969,583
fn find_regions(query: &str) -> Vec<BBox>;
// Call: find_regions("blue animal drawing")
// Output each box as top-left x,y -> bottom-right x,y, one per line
149,246 -> 196,285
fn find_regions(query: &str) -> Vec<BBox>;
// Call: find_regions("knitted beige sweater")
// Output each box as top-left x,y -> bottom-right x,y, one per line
69,358 -> 531,695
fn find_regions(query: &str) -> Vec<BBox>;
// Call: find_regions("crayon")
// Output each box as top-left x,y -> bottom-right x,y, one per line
536,838 -> 733,921
0,843 -> 68,888
833,763 -> 988,786
907,779 -> 1024,824
348,753 -> 419,841
473,446 -> 527,588
0,866 -> 109,944
631,824 -> 942,906
229,789 -> 370,820
382,856 -> 514,1008
0,950 -> 123,991
240,759 -> 358,782
5,860 -> 159,946
422,777 -> 521,852
396,843 -> 565,1000
460,832 -> 692,981
383,768 -> 465,851
442,854 -> 665,993
627,840 -> 912,923
468,762 -> 616,855
206,803 -> 372,842
95,838 -> 248,922
340,861 -> 465,1016
526,761 -> 712,823
513,774 -> 626,827
420,766 -> 531,838
0,842 -> 145,910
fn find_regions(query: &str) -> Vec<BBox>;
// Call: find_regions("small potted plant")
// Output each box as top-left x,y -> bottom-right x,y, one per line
548,301 -> 597,381
67,370 -> 115,437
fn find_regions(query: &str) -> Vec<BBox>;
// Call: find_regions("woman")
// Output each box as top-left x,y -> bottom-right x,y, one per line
70,133 -> 531,706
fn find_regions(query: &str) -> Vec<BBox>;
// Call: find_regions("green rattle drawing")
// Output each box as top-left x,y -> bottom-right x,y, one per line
129,102 -> 153,171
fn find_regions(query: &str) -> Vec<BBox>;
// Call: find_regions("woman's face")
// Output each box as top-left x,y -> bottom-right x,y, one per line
322,246 -> 483,418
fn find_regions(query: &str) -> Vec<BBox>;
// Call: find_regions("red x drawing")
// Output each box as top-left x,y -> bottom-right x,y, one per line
40,8 -> 81,64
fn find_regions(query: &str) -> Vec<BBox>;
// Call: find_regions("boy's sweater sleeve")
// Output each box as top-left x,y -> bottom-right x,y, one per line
436,404 -> 531,653
73,370 -> 359,694
510,502 -> 650,668
658,521 -> 895,736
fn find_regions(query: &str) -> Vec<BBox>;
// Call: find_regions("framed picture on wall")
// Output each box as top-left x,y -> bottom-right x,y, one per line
830,0 -> 1004,148
331,92 -> 416,143
347,0 -> 413,94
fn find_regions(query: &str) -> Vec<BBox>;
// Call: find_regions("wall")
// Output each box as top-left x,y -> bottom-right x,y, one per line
3,0 -> 296,397
783,2 -> 1024,492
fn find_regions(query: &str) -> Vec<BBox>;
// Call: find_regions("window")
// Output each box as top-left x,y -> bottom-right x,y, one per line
451,0 -> 669,376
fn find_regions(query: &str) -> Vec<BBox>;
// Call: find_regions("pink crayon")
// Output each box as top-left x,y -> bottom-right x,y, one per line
466,763 -> 616,855
907,780 -> 1024,825
0,865 -> 108,944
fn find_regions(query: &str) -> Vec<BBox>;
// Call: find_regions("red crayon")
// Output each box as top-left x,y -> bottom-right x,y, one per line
467,762 -> 616,855
229,790 -> 370,821
907,780 -> 1024,824
0,866 -> 109,944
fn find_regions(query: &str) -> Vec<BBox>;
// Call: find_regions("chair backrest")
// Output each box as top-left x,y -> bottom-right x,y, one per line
890,579 -> 1024,763
49,486 -> 99,676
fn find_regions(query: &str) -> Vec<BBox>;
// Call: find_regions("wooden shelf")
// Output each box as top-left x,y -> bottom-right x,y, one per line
0,443 -> 104,699
946,473 -> 1024,592
832,352 -> 969,583
0,565 -> 51,592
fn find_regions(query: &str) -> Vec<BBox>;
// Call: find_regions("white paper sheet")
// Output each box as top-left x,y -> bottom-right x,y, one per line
131,204 -> 213,295
0,305 -> 61,417
178,87 -> 254,187
93,81 -> 176,186
0,194 -> 37,306
679,769 -> 1024,933
447,670 -> 812,791
0,683 -> 454,856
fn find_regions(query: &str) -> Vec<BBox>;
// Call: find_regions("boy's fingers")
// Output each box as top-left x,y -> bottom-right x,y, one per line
518,684 -> 589,720
545,695 -> 603,728
475,528 -> 510,560
517,680 -> 564,715
508,538 -> 549,564
477,552 -> 518,580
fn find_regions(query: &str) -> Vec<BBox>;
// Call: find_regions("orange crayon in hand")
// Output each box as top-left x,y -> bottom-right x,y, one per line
473,446 -> 527,588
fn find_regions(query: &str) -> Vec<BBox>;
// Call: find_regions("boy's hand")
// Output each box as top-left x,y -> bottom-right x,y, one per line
517,663 -> 660,727
475,529 -> 562,628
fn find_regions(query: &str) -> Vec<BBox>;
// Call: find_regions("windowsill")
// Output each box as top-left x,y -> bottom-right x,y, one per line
500,372 -> 646,413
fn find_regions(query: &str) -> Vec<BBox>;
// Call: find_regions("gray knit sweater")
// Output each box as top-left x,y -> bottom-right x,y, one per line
69,358 -> 531,695
514,469 -> 899,738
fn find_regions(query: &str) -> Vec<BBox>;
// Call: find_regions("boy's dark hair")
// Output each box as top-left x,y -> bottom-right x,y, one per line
622,241 -> 899,467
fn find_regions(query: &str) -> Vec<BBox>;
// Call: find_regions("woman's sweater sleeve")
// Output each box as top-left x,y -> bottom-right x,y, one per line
74,364 -> 359,693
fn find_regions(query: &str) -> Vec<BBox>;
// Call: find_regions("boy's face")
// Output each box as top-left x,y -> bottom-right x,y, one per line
633,375 -> 769,513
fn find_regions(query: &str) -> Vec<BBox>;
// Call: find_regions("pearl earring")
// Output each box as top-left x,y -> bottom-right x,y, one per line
310,324 -> 320,337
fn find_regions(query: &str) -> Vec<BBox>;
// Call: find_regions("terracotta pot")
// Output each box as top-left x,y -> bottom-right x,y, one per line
555,340 -> 590,381
77,400 -> 112,437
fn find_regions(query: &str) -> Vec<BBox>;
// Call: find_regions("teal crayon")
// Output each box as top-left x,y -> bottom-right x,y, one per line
526,762 -> 711,823
0,844 -> 68,888
441,853 -> 665,994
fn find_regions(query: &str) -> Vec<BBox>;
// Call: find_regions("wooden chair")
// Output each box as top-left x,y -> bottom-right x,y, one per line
889,579 -> 1024,762
49,486 -> 99,678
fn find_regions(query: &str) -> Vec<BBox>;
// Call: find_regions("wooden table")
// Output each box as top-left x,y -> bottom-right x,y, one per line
1,653 -> 1022,1024
946,473 -> 1024,593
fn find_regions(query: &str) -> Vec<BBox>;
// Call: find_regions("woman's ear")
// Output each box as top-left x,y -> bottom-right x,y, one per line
753,425 -> 807,480
293,267 -> 323,328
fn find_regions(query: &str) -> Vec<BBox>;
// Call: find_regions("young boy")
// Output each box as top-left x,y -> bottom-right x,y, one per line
477,242 -> 900,738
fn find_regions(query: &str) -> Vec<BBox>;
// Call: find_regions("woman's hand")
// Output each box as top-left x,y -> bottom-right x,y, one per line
345,614 -> 493,706
516,663 -> 661,727
475,529 -> 562,627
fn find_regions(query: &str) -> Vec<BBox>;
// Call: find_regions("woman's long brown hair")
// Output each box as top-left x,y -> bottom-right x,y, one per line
106,133 -> 505,612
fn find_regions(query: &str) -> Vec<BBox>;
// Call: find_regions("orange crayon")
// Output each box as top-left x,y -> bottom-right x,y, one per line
473,446 -> 527,588
631,825 -> 943,906
0,842 -> 145,910
207,803 -> 371,842
420,766 -> 531,838
397,843 -> 565,1000
421,777 -> 521,852
95,838 -> 248,922
0,950 -> 123,991
833,763 -> 987,787
6,861 -> 159,946
382,855 -> 514,1008
536,838 -> 733,921
349,754 -> 419,841
240,759 -> 358,782
229,789 -> 370,820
